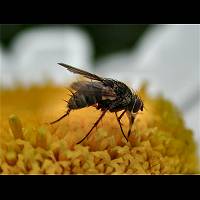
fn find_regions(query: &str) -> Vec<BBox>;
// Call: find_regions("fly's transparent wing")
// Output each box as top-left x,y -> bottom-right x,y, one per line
58,63 -> 104,81
71,81 -> 116,99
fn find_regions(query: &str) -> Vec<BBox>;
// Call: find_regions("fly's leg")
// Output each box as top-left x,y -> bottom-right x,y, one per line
77,109 -> 108,144
50,109 -> 71,125
117,110 -> 126,125
115,112 -> 128,142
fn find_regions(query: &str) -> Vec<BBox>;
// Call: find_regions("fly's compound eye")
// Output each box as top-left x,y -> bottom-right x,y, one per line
140,102 -> 144,111
132,98 -> 143,113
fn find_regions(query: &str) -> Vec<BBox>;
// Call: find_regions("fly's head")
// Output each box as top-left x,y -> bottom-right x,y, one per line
131,94 -> 144,114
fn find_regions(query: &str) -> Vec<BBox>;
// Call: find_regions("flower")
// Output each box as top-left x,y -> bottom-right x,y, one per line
0,83 -> 199,174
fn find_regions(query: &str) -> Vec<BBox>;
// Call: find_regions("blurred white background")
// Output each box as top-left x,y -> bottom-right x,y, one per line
0,24 -> 199,156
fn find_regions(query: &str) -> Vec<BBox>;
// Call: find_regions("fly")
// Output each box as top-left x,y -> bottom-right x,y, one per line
50,63 -> 144,144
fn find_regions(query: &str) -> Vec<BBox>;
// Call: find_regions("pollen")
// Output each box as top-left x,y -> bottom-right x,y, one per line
0,83 -> 199,174
9,114 -> 23,140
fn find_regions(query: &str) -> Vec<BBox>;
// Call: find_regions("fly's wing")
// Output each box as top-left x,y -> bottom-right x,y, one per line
58,63 -> 104,82
71,81 -> 116,99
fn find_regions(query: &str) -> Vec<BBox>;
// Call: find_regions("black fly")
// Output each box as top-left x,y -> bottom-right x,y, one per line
50,63 -> 144,144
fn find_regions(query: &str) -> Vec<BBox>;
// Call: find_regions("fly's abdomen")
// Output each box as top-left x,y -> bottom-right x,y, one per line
68,93 -> 100,109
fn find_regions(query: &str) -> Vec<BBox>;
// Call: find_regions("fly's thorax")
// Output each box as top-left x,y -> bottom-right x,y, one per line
112,81 -> 133,99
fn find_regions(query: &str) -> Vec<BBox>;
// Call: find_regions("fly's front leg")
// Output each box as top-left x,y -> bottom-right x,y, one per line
115,112 -> 128,142
117,110 -> 126,125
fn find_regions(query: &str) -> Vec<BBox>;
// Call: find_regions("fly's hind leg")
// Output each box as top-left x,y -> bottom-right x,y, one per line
76,109 -> 108,144
50,108 -> 71,125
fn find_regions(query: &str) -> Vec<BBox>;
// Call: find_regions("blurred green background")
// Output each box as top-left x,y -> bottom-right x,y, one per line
0,24 -> 150,61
